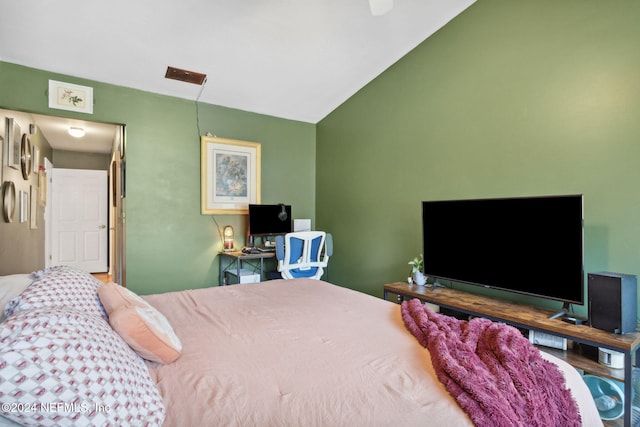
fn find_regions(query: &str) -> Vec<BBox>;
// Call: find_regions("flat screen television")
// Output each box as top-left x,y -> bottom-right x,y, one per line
422,195 -> 584,313
248,204 -> 292,237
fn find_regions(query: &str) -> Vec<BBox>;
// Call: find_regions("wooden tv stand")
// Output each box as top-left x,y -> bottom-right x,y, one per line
384,282 -> 640,427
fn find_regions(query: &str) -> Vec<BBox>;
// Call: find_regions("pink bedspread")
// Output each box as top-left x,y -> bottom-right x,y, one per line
141,280 -> 602,427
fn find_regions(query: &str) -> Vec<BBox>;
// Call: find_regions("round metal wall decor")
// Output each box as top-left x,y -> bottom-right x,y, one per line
20,134 -> 32,180
2,181 -> 16,223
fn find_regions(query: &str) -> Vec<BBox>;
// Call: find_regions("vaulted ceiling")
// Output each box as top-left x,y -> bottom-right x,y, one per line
1,0 -> 475,125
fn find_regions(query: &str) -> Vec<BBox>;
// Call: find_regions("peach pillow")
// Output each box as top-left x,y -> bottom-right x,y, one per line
99,282 -> 182,364
109,303 -> 182,364
98,281 -> 146,314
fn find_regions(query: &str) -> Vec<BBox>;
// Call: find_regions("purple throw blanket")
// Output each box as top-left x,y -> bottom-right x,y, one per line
401,299 -> 581,427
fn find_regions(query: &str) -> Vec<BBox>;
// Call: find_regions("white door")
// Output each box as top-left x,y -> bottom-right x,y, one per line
51,168 -> 108,272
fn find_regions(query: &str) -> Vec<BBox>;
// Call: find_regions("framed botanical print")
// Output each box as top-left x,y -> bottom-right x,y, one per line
48,80 -> 94,114
201,136 -> 261,214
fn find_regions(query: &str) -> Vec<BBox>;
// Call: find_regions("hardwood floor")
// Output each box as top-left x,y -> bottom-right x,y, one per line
92,272 -> 112,283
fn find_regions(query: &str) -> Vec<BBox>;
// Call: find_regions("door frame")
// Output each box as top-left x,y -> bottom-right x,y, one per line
44,157 -> 53,269
110,126 -> 126,285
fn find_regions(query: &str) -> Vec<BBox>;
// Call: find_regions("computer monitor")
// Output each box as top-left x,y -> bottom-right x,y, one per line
248,204 -> 292,238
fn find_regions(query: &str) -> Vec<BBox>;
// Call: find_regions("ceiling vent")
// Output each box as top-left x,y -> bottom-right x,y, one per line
165,66 -> 207,85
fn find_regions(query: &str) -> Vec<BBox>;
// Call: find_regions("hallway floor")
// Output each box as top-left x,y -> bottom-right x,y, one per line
92,273 -> 112,283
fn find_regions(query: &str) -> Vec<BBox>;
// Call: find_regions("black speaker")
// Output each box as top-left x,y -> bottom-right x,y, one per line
588,272 -> 637,334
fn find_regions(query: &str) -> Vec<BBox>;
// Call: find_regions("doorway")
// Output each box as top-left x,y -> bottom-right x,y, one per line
32,113 -> 126,284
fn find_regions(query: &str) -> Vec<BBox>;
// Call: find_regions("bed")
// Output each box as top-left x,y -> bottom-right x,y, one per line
0,266 -> 602,426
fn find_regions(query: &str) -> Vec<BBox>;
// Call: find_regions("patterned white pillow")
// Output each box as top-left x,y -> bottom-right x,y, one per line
0,306 -> 165,426
5,266 -> 106,320
0,274 -> 34,322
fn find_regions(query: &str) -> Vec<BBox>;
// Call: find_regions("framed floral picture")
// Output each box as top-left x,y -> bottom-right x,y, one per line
201,136 -> 261,214
48,80 -> 94,114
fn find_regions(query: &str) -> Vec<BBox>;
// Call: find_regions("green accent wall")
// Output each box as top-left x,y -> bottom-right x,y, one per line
317,0 -> 640,316
1,0 -> 639,317
0,62 -> 315,294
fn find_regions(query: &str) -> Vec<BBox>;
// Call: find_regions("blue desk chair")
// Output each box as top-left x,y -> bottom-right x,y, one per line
275,231 -> 332,280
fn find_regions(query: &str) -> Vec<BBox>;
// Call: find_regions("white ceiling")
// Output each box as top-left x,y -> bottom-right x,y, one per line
31,114 -> 118,155
0,109 -> 118,155
1,0 -> 475,152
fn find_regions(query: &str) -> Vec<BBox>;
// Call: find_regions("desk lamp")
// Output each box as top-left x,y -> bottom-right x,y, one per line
223,225 -> 235,252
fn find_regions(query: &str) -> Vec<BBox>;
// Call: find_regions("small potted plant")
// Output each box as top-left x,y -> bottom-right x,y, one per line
408,254 -> 427,286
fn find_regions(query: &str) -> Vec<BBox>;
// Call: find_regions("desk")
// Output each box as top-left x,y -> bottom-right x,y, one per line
218,251 -> 276,285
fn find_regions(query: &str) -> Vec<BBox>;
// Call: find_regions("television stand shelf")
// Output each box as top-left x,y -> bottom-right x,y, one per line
384,282 -> 640,427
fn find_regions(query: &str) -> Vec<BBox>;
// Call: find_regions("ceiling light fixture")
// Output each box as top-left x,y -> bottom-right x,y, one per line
68,127 -> 85,138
